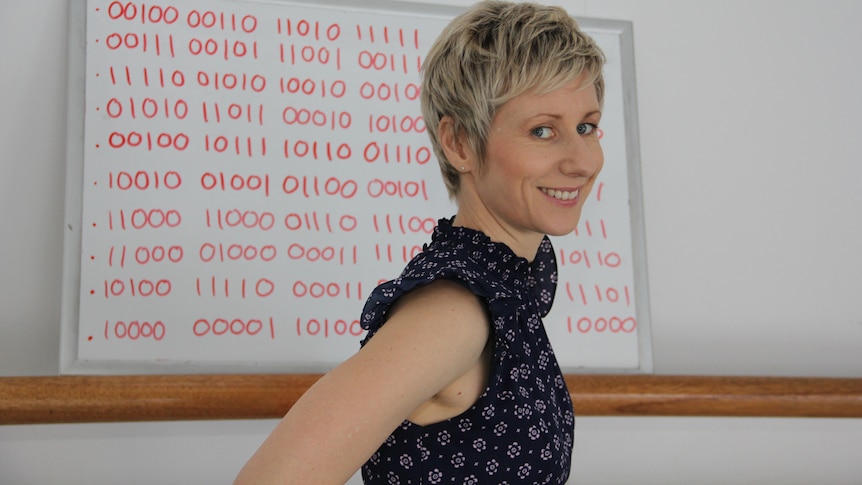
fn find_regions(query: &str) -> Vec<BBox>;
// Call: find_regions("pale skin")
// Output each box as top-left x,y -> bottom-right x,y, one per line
233,76 -> 602,485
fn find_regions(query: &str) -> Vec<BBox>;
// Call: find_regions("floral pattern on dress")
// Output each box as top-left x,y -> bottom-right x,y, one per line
360,217 -> 573,484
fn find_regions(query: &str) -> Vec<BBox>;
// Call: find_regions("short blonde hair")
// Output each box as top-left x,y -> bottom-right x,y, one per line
421,1 -> 606,197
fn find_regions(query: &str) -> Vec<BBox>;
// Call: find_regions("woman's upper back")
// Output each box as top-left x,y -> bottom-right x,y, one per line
361,218 -> 574,484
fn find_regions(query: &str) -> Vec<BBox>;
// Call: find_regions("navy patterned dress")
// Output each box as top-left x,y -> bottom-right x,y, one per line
360,217 -> 574,484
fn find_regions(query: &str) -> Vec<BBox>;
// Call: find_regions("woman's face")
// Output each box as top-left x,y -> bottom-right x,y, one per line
461,76 -> 604,253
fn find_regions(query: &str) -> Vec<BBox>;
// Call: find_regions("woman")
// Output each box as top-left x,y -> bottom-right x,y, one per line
234,1 -> 605,483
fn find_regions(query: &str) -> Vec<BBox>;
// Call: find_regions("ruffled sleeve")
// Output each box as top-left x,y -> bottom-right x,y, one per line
359,248 -> 518,347
359,218 -> 557,356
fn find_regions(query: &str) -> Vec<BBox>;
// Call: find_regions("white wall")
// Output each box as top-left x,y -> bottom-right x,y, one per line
1,0 -> 860,483
2,417 -> 860,485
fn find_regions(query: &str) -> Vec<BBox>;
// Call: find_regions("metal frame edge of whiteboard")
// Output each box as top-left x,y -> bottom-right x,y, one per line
62,360 -> 344,376
616,20 -> 654,374
579,18 -> 654,374
239,0 -> 465,18
574,17 -> 634,35
60,0 -> 90,374
562,366 -> 646,375
616,21 -> 654,374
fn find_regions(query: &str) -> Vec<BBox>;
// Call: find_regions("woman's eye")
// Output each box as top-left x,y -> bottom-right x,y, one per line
577,123 -> 597,135
531,126 -> 553,139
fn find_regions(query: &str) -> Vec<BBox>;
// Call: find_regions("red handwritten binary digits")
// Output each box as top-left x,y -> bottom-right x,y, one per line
280,176 -> 428,200
372,214 -> 436,235
571,219 -> 609,239
107,67 -> 186,88
367,178 -> 429,200
192,317 -> 274,338
200,172 -> 271,198
280,43 -> 342,70
196,71 -> 266,92
568,316 -> 636,334
374,244 -> 424,264
282,107 -> 352,130
199,242 -> 278,264
108,209 -> 182,230
292,280 -> 364,301
363,142 -> 431,165
204,209 -> 360,234
594,182 -> 605,202
294,317 -> 364,338
203,135 -> 267,157
282,175 -> 357,199
283,212 -> 359,234
103,32 -> 176,58
355,24 -> 421,49
187,37 -> 259,61
201,102 -> 264,125
108,171 -> 182,191
103,278 -> 172,298
558,249 -> 622,269
107,131 -> 189,151
287,244 -> 359,265
105,2 -> 180,25
104,320 -> 167,341
280,78 -> 347,98
359,81 -> 421,103
105,3 -> 260,33
278,19 -> 341,41
282,139 -> 352,162
563,282 -> 632,307
107,245 -> 184,268
357,51 -> 421,75
367,114 -> 425,134
104,97 -> 189,120
205,209 -> 276,231
186,10 -> 258,32
195,276 -> 275,298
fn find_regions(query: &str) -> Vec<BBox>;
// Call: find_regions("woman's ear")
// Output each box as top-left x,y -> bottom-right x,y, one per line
438,116 -> 473,173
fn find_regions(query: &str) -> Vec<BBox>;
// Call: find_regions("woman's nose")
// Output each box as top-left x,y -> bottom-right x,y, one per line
561,136 -> 603,178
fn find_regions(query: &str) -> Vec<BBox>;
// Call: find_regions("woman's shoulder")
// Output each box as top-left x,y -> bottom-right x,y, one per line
389,277 -> 485,320
360,249 -> 503,342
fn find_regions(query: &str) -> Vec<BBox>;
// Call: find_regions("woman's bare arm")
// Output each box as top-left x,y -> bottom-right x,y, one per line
233,279 -> 490,485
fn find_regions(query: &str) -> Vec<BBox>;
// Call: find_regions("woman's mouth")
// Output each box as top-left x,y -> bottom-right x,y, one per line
540,187 -> 580,201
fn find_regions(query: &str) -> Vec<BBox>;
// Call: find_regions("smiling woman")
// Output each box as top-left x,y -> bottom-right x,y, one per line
445,76 -> 604,257
233,2 -> 607,484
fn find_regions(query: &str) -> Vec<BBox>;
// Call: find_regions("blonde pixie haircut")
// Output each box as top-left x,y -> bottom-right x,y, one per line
421,1 -> 606,197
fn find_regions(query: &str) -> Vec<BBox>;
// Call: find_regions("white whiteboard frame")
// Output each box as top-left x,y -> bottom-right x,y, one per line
577,17 -> 653,374
60,0 -> 651,375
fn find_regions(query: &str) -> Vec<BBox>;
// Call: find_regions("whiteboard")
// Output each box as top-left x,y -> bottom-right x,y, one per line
61,0 -> 651,374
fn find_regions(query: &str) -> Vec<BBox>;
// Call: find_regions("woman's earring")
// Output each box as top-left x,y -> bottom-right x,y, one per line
460,166 -> 466,171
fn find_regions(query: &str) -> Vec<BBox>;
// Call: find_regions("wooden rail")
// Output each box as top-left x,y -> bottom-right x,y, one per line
1,374 -> 861,425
